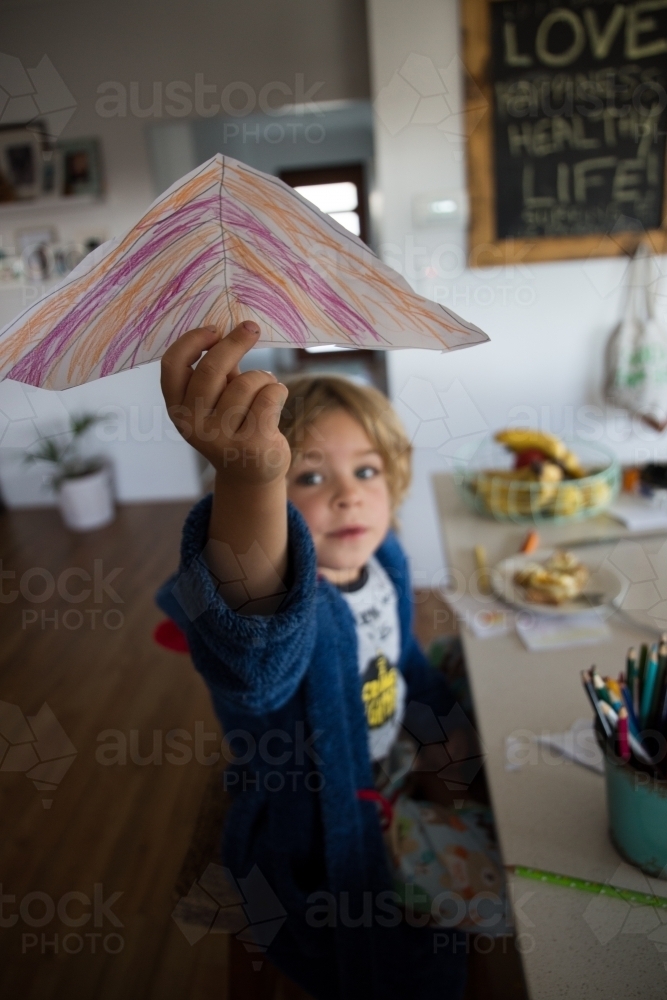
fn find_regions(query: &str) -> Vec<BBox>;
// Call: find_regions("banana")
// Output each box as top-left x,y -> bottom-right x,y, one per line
559,452 -> 586,479
495,428 -> 565,459
473,462 -> 563,516
548,483 -> 583,518
494,429 -> 585,478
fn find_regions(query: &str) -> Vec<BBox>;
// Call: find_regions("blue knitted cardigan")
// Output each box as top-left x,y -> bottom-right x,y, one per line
156,495 -> 466,1000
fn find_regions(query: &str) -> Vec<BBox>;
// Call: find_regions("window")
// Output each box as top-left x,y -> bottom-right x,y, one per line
279,164 -> 368,244
277,163 -> 384,390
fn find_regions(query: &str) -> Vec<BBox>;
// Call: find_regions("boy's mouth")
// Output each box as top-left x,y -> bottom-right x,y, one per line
327,525 -> 367,539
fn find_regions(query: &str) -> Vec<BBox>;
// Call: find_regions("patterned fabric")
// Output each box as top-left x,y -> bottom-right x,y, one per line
390,798 -> 510,936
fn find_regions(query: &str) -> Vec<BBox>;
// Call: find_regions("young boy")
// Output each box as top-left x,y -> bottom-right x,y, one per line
157,322 -> 469,999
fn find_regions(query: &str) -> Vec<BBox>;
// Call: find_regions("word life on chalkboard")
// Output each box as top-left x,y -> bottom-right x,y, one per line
491,0 -> 667,240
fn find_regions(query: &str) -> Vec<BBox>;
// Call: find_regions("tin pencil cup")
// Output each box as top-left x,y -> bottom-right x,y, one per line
603,749 -> 667,879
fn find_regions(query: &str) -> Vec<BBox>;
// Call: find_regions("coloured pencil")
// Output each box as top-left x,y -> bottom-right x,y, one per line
633,670 -> 641,720
618,708 -> 630,762
598,699 -> 652,764
638,643 -> 649,690
620,684 -> 640,734
581,651 -> 660,769
606,677 -> 624,711
592,672 -> 613,707
581,671 -> 612,738
600,700 -> 618,727
626,647 -> 637,695
651,643 -> 667,728
641,649 -> 660,729
629,732 -> 653,765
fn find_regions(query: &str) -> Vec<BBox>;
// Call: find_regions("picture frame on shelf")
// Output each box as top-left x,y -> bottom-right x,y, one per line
56,137 -> 102,197
0,125 -> 42,200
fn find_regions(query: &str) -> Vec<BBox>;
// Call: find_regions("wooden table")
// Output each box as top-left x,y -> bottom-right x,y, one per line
433,474 -> 667,1000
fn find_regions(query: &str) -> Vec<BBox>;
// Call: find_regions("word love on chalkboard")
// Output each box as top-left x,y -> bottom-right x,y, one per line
463,0 -> 667,264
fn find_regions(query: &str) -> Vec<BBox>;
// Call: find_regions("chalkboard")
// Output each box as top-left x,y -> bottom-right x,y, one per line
462,0 -> 667,264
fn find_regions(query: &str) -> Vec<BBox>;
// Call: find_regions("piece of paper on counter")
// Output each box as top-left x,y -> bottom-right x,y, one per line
515,610 -> 612,651
505,719 -> 603,774
445,590 -> 516,640
536,718 -> 604,774
609,494 -> 667,532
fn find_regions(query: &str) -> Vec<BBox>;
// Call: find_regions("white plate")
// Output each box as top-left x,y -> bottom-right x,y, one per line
491,549 -> 623,617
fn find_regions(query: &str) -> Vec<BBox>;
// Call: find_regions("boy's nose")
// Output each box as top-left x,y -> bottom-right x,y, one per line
333,481 -> 362,507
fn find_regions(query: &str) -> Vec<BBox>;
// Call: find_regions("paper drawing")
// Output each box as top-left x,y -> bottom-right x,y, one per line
0,154 -> 488,389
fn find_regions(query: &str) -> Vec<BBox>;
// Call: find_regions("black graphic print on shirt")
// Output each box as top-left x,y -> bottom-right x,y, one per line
338,556 -> 406,761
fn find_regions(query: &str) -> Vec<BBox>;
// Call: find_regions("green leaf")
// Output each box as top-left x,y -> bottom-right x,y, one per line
24,437 -> 66,465
70,412 -> 102,437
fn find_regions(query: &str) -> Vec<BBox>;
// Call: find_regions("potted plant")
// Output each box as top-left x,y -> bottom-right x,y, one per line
25,413 -> 115,531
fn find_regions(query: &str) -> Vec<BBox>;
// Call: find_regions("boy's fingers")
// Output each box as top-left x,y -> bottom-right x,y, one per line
242,381 -> 289,438
216,369 -> 278,434
161,327 -> 221,409
184,322 -> 261,412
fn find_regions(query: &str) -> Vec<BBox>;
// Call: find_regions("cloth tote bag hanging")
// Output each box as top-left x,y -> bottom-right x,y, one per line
604,241 -> 667,431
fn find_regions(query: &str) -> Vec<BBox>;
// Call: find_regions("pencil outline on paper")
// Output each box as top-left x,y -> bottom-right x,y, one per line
0,153 -> 488,390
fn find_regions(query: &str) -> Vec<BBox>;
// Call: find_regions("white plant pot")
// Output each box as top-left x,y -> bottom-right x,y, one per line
57,466 -> 115,531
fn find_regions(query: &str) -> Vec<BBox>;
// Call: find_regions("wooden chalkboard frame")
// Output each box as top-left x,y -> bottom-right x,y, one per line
462,0 -> 667,266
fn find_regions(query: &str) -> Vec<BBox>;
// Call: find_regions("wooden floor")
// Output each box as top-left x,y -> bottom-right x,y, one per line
0,502 -> 526,1000
0,501 -> 237,999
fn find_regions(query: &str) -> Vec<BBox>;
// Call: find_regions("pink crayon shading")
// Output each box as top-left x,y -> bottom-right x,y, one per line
230,266 -> 309,346
218,195 -> 380,344
8,196 -> 223,385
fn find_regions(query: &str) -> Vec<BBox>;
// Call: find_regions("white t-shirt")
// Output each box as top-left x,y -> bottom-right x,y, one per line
338,556 -> 406,761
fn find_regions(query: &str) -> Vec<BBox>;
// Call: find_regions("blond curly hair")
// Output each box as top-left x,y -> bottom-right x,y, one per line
278,374 -> 412,516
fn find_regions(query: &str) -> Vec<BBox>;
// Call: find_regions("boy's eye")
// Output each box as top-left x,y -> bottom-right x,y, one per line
295,470 -> 324,486
355,465 -> 380,480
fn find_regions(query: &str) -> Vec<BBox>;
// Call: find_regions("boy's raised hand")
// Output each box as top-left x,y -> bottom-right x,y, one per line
160,322 -> 291,487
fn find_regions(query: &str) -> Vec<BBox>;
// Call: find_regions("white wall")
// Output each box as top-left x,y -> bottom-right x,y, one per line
0,0 -> 371,507
0,0 -> 370,250
367,0 -> 667,583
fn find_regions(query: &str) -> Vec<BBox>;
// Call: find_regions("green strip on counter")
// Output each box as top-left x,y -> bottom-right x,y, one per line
508,865 -> 667,909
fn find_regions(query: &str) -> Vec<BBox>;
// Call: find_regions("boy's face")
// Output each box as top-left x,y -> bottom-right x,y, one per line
286,408 -> 392,578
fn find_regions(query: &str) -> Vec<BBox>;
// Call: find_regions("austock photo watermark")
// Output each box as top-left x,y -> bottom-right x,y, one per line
582,862 -> 667,953
0,883 -> 125,956
0,52 -> 75,138
170,861 -> 535,963
96,719 -> 326,794
4,44 -> 665,141
0,558 -> 124,632
0,700 -> 76,808
373,48 -> 667,140
171,862 -> 287,968
94,73 -> 326,123
0,696 -> 486,802
92,697 -> 485,791
6,386 -> 667,460
373,54 -> 486,146
0,52 -> 328,129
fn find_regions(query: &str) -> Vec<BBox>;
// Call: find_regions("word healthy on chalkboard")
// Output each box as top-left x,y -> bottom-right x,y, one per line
491,0 -> 667,240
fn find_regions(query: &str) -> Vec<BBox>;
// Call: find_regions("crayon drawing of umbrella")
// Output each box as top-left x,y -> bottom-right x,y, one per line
0,154 -> 489,390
